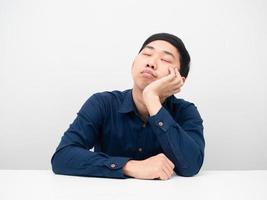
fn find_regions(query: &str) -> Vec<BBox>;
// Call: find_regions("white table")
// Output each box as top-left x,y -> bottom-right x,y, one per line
0,170 -> 266,200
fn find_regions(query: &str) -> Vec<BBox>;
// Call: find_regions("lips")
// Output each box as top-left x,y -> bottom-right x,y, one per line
141,69 -> 157,78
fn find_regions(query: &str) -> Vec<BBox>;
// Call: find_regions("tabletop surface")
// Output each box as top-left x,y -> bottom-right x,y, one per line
0,170 -> 266,200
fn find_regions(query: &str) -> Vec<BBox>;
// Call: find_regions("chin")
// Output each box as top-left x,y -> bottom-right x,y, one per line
133,77 -> 154,90
133,82 -> 145,91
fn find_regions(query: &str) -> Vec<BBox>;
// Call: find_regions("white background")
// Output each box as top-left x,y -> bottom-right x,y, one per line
0,0 -> 266,170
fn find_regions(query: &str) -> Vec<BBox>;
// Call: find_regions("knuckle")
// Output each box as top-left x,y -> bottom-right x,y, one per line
159,153 -> 164,158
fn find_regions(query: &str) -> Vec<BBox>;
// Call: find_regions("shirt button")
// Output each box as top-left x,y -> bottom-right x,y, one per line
142,123 -> 146,128
138,147 -> 143,152
110,163 -> 116,168
158,121 -> 164,127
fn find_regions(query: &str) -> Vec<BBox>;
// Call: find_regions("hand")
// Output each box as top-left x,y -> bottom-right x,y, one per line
123,153 -> 175,180
143,67 -> 185,101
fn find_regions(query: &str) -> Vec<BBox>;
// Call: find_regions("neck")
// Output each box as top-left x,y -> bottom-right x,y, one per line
132,85 -> 169,121
132,85 -> 149,121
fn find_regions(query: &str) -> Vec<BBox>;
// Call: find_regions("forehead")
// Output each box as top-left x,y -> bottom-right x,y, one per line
143,40 -> 179,59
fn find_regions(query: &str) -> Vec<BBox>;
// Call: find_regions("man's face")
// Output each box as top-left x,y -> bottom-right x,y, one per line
131,40 -> 181,91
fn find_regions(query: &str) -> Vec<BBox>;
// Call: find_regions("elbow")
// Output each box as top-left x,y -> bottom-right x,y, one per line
51,151 -> 64,175
175,153 -> 204,177
51,146 -> 79,176
175,166 -> 201,177
51,154 -> 59,174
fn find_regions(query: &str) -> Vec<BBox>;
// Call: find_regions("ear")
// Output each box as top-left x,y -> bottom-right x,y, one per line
181,77 -> 186,83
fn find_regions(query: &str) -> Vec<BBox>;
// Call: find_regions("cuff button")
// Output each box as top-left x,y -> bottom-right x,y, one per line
110,163 -> 116,168
158,121 -> 164,127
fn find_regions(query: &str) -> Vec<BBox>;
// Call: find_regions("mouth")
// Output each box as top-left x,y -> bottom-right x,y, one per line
141,69 -> 157,79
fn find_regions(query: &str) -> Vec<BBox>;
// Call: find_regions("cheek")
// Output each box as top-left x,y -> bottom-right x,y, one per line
132,57 -> 144,71
131,62 -> 140,77
157,66 -> 170,78
135,57 -> 145,67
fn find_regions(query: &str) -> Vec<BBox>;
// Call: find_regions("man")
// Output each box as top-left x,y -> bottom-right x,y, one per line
51,33 -> 205,180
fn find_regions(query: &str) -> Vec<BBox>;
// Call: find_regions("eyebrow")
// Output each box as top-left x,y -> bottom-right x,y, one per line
144,45 -> 175,59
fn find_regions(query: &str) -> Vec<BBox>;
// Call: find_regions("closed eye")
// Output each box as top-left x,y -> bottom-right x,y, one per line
142,53 -> 151,56
161,59 -> 171,63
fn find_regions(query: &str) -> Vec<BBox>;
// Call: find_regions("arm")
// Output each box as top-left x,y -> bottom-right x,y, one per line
142,67 -> 205,177
146,100 -> 205,177
122,101 -> 204,178
51,94 -> 131,179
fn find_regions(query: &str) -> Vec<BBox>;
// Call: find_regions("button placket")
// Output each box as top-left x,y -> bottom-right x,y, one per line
142,122 -> 146,128
136,121 -> 147,157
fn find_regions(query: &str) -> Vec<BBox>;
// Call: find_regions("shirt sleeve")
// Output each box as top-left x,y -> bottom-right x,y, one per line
51,94 -> 131,179
147,102 -> 205,177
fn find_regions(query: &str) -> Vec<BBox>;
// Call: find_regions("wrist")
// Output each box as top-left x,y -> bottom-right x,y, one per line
123,160 -> 139,178
143,93 -> 161,116
143,90 -> 159,104
143,86 -> 157,98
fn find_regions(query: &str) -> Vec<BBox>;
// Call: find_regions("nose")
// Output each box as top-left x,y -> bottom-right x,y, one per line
146,60 -> 157,70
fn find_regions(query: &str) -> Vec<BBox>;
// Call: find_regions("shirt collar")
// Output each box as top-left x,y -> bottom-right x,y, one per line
118,89 -> 137,114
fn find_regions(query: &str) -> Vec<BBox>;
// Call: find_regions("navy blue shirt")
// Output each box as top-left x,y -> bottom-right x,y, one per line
51,89 -> 205,178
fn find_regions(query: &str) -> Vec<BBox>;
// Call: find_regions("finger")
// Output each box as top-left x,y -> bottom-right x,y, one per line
165,157 -> 175,169
163,161 -> 172,175
160,153 -> 174,170
164,163 -> 174,177
162,165 -> 172,179
159,67 -> 175,83
172,78 -> 183,86
173,83 -> 183,91
159,168 -> 169,180
168,67 -> 176,80
169,69 -> 182,84
174,68 -> 178,77
174,67 -> 180,77
175,69 -> 185,86
175,67 -> 182,78
172,76 -> 184,87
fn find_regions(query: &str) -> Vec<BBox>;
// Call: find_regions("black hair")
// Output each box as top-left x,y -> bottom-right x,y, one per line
139,33 -> 191,78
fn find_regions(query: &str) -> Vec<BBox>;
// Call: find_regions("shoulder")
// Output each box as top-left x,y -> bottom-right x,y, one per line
84,89 -> 130,112
170,96 -> 195,110
91,89 -> 130,103
79,89 -> 130,118
169,96 -> 203,121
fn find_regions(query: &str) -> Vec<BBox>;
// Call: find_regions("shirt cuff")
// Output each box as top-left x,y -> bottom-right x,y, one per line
103,156 -> 132,178
148,106 -> 177,133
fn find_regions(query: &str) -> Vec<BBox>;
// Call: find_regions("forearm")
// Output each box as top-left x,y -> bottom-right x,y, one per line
143,91 -> 162,116
146,106 -> 205,177
156,124 -> 204,176
51,145 -> 131,179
